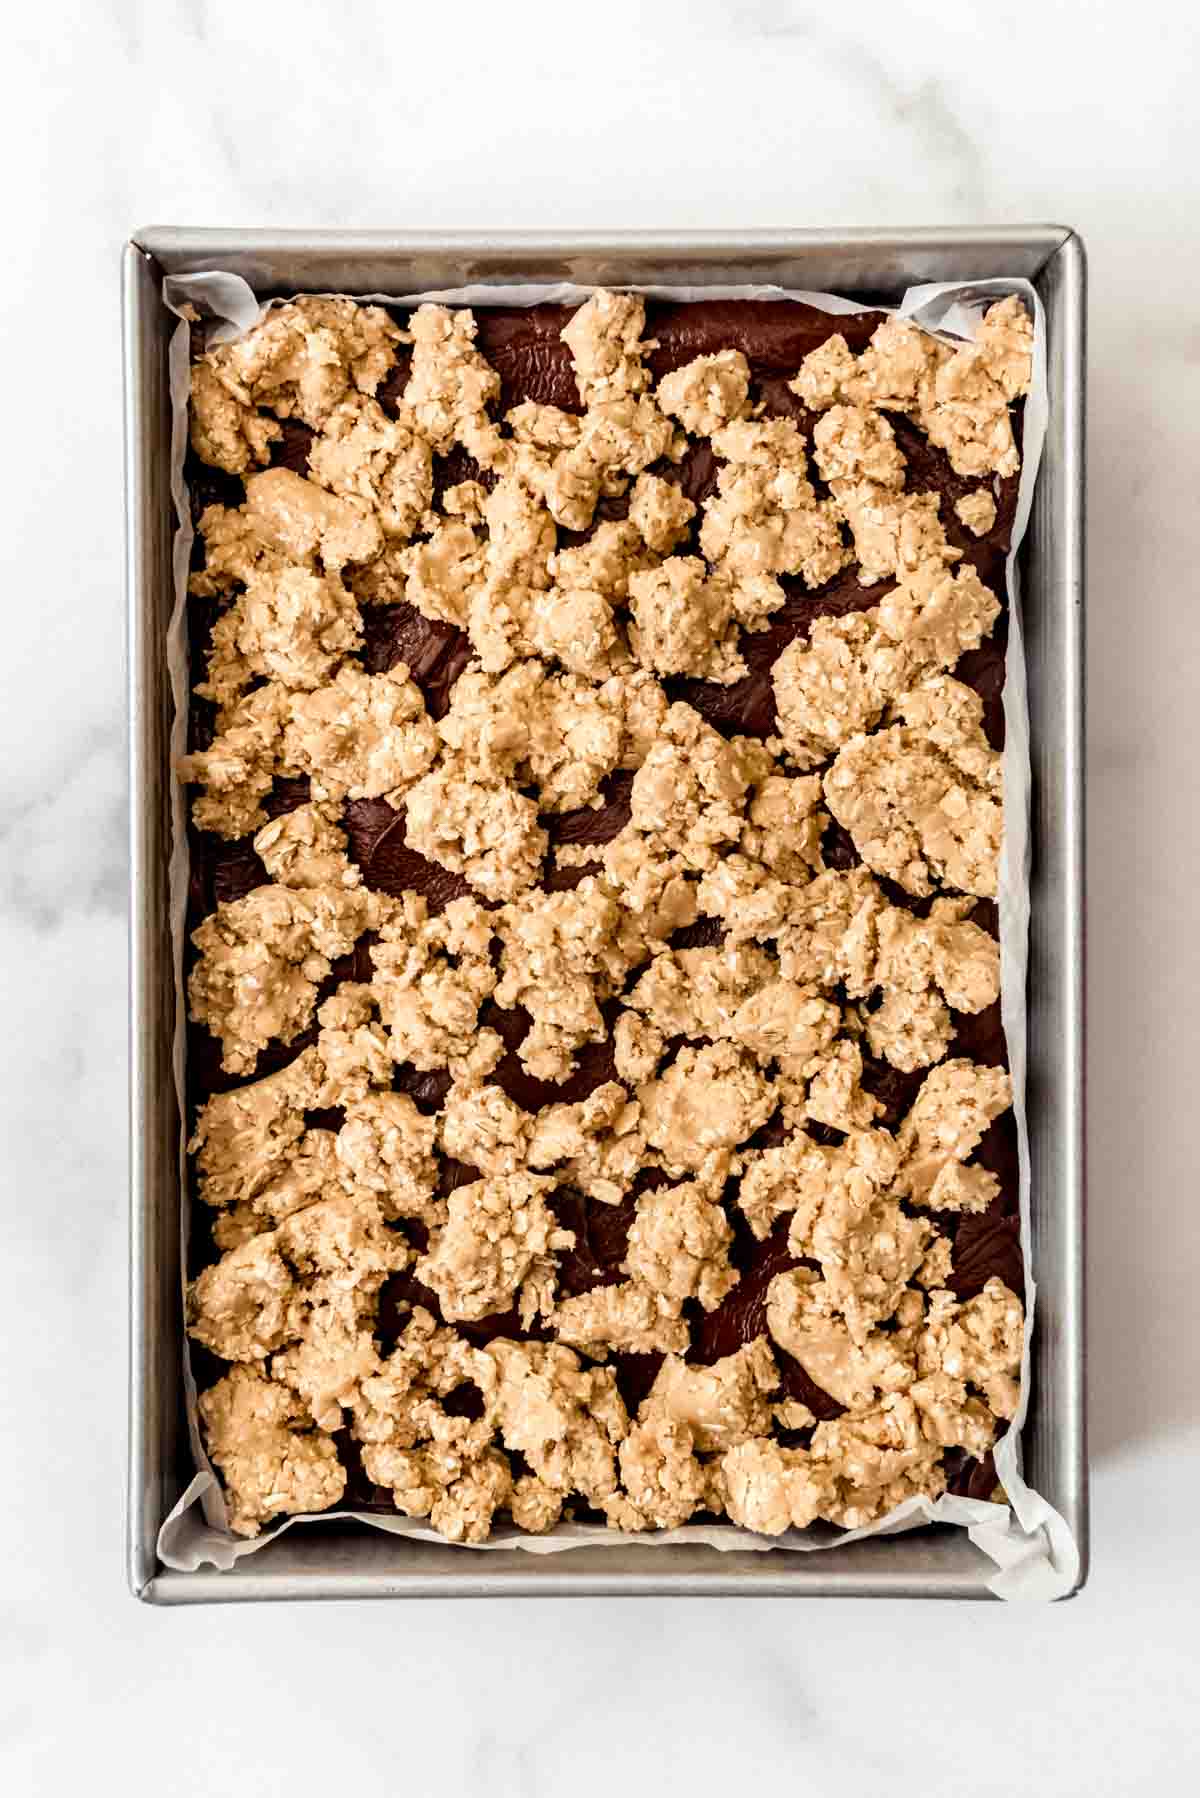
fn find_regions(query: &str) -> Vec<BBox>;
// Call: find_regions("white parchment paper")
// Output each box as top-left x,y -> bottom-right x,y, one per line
155,273 -> 1078,1600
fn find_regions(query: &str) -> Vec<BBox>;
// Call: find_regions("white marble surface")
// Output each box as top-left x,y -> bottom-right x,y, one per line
3,0 -> 1198,1789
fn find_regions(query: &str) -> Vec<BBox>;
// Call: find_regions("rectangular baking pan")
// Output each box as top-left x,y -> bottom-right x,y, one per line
125,227 -> 1086,1602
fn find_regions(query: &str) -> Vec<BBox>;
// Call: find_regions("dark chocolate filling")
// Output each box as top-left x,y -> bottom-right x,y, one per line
183,298 -> 1022,1519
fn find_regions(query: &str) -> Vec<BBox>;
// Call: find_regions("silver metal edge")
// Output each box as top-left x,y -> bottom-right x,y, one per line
124,240 -> 154,1599
128,227 -> 1083,1602
125,241 -> 186,1600
132,224 -> 1070,258
1066,230 -> 1089,1592
134,226 -> 1071,249
130,225 -> 1071,297
1034,229 -> 1089,1592
141,1553 -> 999,1605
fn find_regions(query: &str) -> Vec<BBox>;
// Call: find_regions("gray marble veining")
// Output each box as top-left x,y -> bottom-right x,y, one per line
2,0 -> 1199,1791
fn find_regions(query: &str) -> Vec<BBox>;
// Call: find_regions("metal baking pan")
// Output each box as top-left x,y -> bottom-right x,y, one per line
125,228 -> 1086,1603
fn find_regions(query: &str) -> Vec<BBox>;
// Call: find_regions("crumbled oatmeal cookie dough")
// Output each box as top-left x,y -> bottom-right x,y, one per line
563,290 -> 656,404
487,1339 -> 628,1520
336,1089 -> 442,1225
190,297 -> 404,474
627,472 -> 696,553
188,1183 -> 406,1369
398,516 -> 483,627
416,1173 -> 574,1327
861,898 -> 1001,1073
580,702 -> 775,936
628,943 -> 839,1072
802,1038 -> 882,1132
492,294 -> 673,536
436,661 -> 664,814
199,1365 -> 346,1536
180,665 -> 439,839
190,994 -> 395,1222
638,1041 -> 777,1176
612,1010 -> 666,1087
810,1393 -> 948,1527
369,892 -> 502,1079
721,1438 -> 830,1534
207,1133 -> 340,1249
700,417 -> 849,616
791,298 -> 1032,479
252,801 -> 360,891
190,363 -> 283,479
823,676 -> 1003,898
628,556 -> 746,684
773,560 -> 1000,769
809,403 -> 962,588
551,516 -> 654,601
919,1277 -> 1024,1420
349,1307 -> 512,1542
183,288 -> 1027,1546
603,1413 -> 709,1531
624,1180 -> 739,1312
527,1082 -> 646,1204
188,883 -> 371,1075
308,396 -> 434,546
493,878 -> 646,1082
643,1339 -> 778,1452
189,468 -> 383,599
285,664 -> 441,805
404,751 -> 548,901
189,1052 -> 318,1212
658,349 -> 751,437
438,1077 -> 533,1174
955,489 -> 998,536
403,303 -> 506,467
766,1268 -> 920,1411
755,862 -> 1000,1076
177,684 -> 289,838
736,1123 -> 899,1247
893,1057 -> 1014,1205
553,1279 -> 692,1359
772,612 -> 914,769
838,487 -> 960,589
231,566 -> 364,696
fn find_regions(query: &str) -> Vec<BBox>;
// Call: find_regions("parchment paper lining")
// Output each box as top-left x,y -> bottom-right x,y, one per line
155,274 -> 1077,1600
